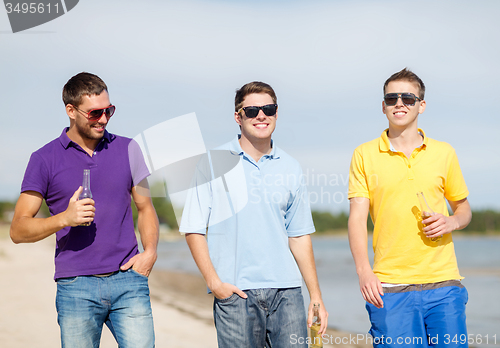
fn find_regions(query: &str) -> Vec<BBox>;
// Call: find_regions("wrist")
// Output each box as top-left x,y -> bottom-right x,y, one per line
141,247 -> 157,257
309,292 -> 323,304
356,266 -> 373,276
207,278 -> 223,292
448,215 -> 460,232
58,210 -> 71,229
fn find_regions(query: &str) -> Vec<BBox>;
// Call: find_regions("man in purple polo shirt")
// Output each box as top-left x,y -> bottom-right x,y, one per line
10,72 -> 159,348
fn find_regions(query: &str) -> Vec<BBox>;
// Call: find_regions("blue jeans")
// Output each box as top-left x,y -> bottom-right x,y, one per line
213,287 -> 307,348
56,269 -> 155,348
366,281 -> 468,348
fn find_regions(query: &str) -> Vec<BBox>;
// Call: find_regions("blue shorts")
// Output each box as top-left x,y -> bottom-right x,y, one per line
366,280 -> 468,348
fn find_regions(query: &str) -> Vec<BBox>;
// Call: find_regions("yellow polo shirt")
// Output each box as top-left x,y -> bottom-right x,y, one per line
348,129 -> 469,284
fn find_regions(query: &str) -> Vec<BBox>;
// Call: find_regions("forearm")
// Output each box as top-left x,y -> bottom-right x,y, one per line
289,235 -> 322,300
185,233 -> 221,290
348,215 -> 372,275
449,199 -> 472,231
10,213 -> 67,244
136,204 -> 159,254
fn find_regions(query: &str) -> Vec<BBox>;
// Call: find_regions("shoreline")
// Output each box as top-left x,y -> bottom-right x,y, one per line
150,268 -> 372,347
0,225 -> 370,347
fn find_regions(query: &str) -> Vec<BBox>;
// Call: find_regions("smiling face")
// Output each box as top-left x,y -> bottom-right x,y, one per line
67,91 -> 112,142
383,80 -> 426,131
235,92 -> 277,145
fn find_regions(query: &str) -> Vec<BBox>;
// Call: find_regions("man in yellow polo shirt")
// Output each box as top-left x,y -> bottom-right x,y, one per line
348,68 -> 472,347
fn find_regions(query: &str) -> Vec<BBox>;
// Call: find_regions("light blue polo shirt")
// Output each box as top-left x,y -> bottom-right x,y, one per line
179,135 -> 315,291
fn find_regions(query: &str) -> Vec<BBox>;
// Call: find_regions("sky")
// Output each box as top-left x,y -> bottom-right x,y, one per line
1,0 -> 499,213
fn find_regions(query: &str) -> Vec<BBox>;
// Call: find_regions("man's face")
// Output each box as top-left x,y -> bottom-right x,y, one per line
69,91 -> 112,141
235,92 -> 277,143
383,80 -> 426,130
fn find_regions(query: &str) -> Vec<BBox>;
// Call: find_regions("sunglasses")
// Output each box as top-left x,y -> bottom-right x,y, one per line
384,93 -> 422,106
73,105 -> 116,121
238,104 -> 278,118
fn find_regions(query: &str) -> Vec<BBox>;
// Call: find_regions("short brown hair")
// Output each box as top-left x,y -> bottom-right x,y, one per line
235,81 -> 277,112
383,68 -> 425,100
62,72 -> 108,107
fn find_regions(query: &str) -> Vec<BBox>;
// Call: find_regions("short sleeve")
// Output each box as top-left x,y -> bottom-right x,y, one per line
21,152 -> 49,197
284,167 -> 315,237
444,149 -> 469,202
178,154 -> 212,234
348,148 -> 370,199
128,139 -> 150,187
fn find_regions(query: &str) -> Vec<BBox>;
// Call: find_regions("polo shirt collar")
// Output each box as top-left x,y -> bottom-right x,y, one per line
59,127 -> 111,149
229,135 -> 280,160
379,128 -> 428,153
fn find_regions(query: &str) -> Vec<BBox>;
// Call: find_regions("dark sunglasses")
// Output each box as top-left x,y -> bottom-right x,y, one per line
238,104 -> 278,118
73,105 -> 116,121
384,93 -> 422,106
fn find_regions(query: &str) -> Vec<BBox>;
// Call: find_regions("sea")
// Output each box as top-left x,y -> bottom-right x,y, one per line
155,235 -> 500,347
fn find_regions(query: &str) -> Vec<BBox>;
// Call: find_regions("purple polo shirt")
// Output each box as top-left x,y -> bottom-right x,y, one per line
21,128 -> 150,280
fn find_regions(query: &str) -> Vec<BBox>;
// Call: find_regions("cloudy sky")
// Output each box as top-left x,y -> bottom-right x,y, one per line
1,0 -> 499,213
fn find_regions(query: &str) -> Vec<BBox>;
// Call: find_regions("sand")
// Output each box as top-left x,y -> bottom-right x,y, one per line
0,226 -> 370,348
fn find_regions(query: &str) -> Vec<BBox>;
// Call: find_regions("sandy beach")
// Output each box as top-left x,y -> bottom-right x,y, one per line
0,225 -> 370,348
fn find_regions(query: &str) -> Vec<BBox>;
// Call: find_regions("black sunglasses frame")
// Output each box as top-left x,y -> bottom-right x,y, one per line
384,93 -> 422,106
238,104 -> 278,118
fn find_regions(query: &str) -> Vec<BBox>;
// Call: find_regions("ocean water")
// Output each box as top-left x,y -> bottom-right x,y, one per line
156,235 -> 500,346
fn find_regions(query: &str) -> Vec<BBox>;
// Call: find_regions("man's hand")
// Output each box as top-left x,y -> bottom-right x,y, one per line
62,187 -> 95,227
358,269 -> 384,308
307,300 -> 329,336
210,280 -> 247,300
422,213 -> 458,239
423,198 -> 471,239
120,249 -> 157,277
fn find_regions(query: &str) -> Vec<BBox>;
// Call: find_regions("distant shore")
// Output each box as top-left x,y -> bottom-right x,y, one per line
0,225 -> 372,348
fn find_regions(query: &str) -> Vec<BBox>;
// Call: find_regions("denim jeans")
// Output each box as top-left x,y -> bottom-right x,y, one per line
56,269 -> 155,348
213,287 -> 307,348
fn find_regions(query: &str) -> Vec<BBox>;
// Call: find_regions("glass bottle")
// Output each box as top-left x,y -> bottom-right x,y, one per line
417,192 -> 441,241
310,303 -> 323,348
78,169 -> 92,226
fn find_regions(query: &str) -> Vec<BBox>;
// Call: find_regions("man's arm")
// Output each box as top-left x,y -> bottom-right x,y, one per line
423,198 -> 472,239
185,233 -> 247,299
348,197 -> 384,308
289,234 -> 329,336
10,188 -> 95,244
120,179 -> 159,277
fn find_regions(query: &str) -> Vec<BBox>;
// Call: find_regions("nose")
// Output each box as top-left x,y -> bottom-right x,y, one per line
97,111 -> 109,123
395,95 -> 405,107
256,109 -> 267,119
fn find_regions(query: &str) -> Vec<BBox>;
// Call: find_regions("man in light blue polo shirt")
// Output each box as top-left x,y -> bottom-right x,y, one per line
179,81 -> 328,347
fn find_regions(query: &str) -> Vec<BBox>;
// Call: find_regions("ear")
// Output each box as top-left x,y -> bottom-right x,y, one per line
234,111 -> 242,126
382,101 -> 386,114
66,104 -> 76,121
418,100 -> 426,114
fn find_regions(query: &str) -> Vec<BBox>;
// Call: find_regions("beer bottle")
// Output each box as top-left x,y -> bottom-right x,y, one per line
310,303 -> 323,348
78,169 -> 92,226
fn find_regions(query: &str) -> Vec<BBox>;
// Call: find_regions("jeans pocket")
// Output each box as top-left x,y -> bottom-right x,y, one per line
56,276 -> 79,285
215,293 -> 239,304
130,269 -> 149,280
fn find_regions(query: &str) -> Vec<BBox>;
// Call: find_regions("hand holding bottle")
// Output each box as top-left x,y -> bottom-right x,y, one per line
77,169 -> 93,226
417,192 -> 441,241
310,303 -> 323,348
63,187 -> 95,227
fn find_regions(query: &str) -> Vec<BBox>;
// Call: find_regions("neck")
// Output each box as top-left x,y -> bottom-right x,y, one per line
387,124 -> 421,146
238,135 -> 272,162
387,125 -> 423,158
66,125 -> 101,156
